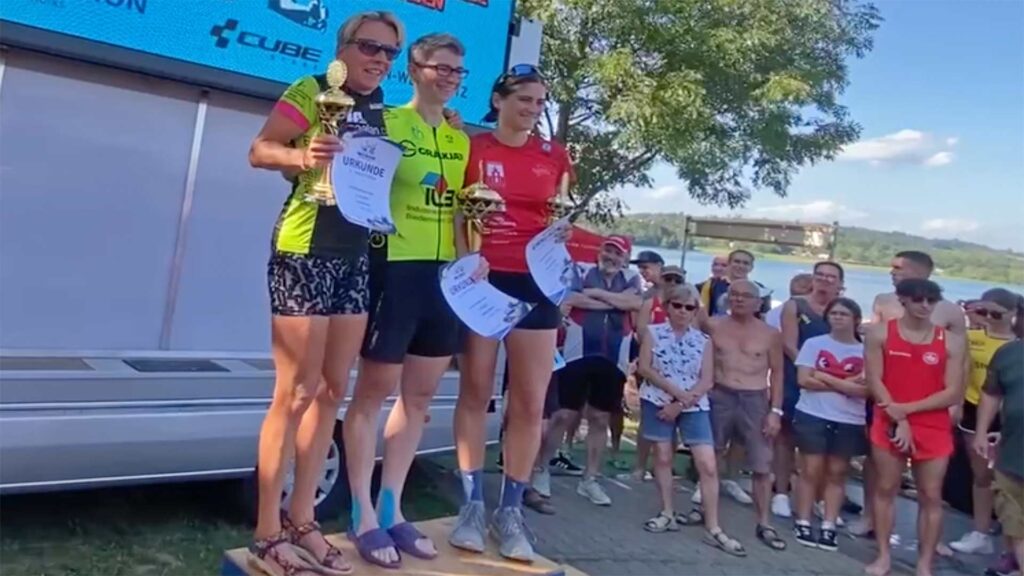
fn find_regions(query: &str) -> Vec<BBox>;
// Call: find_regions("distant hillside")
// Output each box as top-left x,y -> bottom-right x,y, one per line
601,213 -> 1024,285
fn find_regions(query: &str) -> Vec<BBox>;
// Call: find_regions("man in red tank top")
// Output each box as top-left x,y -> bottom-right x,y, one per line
864,278 -> 967,576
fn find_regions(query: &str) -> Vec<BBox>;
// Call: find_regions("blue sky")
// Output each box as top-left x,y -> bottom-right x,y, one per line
616,0 -> 1024,251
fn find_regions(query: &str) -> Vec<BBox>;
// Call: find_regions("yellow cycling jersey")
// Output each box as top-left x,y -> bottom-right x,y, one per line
966,328 -> 1014,405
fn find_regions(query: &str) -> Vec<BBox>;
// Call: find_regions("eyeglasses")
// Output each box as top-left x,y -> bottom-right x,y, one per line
669,302 -> 698,312
347,39 -> 401,61
414,62 -> 470,78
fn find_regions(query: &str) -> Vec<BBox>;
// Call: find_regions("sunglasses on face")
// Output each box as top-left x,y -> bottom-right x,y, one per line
662,275 -> 684,284
347,39 -> 401,61
669,301 -> 698,312
974,309 -> 1005,320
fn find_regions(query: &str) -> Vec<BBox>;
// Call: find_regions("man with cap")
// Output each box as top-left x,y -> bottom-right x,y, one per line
535,234 -> 643,506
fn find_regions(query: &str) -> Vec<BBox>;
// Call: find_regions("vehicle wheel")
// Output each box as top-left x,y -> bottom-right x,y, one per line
242,420 -> 350,525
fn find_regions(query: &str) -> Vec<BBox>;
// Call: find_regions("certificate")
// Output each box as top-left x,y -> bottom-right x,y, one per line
440,254 -> 533,340
333,134 -> 401,234
526,217 -> 579,305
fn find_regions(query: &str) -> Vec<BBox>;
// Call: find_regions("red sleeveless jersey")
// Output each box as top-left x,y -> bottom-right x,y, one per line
881,320 -> 949,430
650,296 -> 668,325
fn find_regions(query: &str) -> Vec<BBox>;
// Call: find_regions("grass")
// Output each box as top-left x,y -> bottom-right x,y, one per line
0,463 -> 456,576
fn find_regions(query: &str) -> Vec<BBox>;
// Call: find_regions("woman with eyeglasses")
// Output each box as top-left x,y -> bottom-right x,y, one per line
946,289 -> 1023,556
246,11 -> 403,576
790,297 -> 868,552
636,284 -> 745,556
341,32 -> 474,569
448,64 -> 574,562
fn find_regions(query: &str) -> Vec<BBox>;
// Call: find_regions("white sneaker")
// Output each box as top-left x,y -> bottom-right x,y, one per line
531,467 -> 552,498
722,480 -> 753,505
771,494 -> 792,518
691,485 -> 703,504
577,477 -> 612,506
949,530 -> 994,555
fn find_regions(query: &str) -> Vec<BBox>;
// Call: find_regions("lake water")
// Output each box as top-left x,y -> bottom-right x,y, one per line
637,245 -> 1024,311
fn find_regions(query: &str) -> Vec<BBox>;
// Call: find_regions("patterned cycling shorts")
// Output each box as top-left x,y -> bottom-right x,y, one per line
267,252 -> 369,316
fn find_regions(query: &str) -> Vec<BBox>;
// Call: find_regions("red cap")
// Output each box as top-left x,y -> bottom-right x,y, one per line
602,234 -> 632,255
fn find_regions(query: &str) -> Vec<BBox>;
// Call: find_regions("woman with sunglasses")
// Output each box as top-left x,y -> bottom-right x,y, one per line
448,64 -> 574,562
947,289 -> 1023,556
246,11 -> 403,576
636,284 -> 745,556
790,297 -> 868,552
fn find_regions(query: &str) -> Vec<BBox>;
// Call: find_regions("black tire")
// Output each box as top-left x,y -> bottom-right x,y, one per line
241,420 -> 351,526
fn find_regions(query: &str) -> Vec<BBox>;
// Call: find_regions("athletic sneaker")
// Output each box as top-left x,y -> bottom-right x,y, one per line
771,493 -> 792,518
984,552 -> 1020,576
490,506 -> 535,562
817,527 -> 838,551
722,479 -> 753,505
449,501 -> 487,553
549,451 -> 583,476
949,530 -> 994,555
576,477 -> 612,506
531,467 -> 552,498
691,485 -> 702,504
794,522 -> 816,547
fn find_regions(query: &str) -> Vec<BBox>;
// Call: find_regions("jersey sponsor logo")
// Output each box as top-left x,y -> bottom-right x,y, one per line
210,19 -> 322,64
268,0 -> 329,32
923,351 -> 940,365
485,161 -> 505,187
369,232 -> 387,248
421,173 -> 454,207
411,125 -> 425,141
398,139 -> 465,161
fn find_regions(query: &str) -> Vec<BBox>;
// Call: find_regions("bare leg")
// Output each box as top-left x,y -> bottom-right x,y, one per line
866,446 -> 904,576
540,409 -> 578,466
824,456 -> 850,524
773,425 -> 795,497
753,471 -> 772,525
504,328 -> 557,481
964,430 -> 995,533
692,445 -> 722,532
584,406 -> 611,478
634,436 -> 653,474
453,336 -> 500,474
796,454 -> 825,523
912,457 -> 950,576
653,442 -> 675,514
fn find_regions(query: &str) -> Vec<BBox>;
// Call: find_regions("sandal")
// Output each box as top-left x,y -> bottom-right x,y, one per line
282,516 -> 353,576
674,508 -> 704,526
347,527 -> 401,570
643,512 -> 680,533
703,529 -> 747,557
248,532 -> 320,576
387,522 -> 438,560
756,524 -> 787,551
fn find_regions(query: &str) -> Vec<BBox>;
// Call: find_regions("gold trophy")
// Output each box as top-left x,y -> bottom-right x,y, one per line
305,60 -> 356,205
457,161 -> 506,252
548,171 -> 574,224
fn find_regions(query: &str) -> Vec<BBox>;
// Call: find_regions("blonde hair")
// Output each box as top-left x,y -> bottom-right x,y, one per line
336,11 -> 405,52
662,283 -> 700,306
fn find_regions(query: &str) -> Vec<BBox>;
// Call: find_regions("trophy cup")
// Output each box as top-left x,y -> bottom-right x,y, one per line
457,161 -> 506,252
305,60 -> 356,205
548,171 -> 574,224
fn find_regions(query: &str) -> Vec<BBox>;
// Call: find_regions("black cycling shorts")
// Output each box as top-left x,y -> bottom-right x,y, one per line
557,356 -> 627,414
361,261 -> 459,363
488,271 -> 561,331
268,252 -> 369,316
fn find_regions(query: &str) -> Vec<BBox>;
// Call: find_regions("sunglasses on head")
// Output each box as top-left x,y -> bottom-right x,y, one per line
499,63 -> 546,85
347,39 -> 401,61
669,301 -> 698,311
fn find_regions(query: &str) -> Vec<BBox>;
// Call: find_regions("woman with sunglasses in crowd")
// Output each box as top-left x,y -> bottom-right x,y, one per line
946,289 -> 1023,558
636,284 -> 745,556
790,297 -> 868,553
448,64 -> 574,562
246,11 -> 403,576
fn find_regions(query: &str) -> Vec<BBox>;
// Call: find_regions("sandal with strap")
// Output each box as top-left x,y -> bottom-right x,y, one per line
674,508 -> 704,526
703,529 -> 747,557
643,512 -> 680,533
281,516 -> 353,576
756,524 -> 787,551
388,522 -> 438,560
248,532 -> 320,576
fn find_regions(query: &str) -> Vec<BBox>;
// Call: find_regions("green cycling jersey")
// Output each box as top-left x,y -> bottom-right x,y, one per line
374,104 -> 469,262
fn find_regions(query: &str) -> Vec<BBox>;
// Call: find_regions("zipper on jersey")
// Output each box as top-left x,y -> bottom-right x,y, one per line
431,127 -> 445,261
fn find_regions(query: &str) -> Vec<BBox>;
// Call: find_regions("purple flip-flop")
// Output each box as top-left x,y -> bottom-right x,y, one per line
347,527 -> 402,570
387,522 -> 438,560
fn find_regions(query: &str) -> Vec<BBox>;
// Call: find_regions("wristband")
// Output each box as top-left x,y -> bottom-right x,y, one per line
771,407 -> 784,417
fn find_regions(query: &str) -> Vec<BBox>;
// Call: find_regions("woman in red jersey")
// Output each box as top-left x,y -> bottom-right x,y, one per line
447,64 -> 573,563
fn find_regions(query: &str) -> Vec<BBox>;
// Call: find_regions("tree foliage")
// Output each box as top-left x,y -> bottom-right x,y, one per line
604,213 -> 1024,284
518,0 -> 883,224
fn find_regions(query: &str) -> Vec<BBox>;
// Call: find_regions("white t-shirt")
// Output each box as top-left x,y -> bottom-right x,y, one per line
638,324 -> 710,411
794,334 -> 867,425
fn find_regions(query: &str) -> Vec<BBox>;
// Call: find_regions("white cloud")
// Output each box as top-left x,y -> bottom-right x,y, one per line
838,129 -> 957,167
751,200 -> 868,222
921,218 -> 979,234
648,185 -> 681,199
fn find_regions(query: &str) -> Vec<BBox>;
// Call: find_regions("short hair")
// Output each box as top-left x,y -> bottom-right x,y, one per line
337,11 -> 405,52
896,278 -> 942,300
789,273 -> 814,297
408,33 -> 464,65
662,283 -> 700,306
814,260 -> 845,282
729,279 -> 761,298
728,249 -> 755,264
896,250 -> 934,274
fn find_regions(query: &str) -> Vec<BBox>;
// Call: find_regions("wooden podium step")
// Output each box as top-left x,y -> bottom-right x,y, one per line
221,515 -> 586,576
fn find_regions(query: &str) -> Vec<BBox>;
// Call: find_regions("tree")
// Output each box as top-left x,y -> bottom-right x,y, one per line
518,0 -> 883,224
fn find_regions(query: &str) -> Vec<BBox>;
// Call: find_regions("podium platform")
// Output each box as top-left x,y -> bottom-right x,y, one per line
221,516 -> 586,576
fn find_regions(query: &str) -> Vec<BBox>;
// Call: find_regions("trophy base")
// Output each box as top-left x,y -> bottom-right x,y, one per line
304,189 -> 337,206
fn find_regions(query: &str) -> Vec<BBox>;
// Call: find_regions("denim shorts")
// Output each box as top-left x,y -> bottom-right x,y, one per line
640,399 -> 714,446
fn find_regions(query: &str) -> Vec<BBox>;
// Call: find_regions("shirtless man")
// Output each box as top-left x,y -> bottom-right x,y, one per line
864,278 -> 966,576
707,280 -> 787,551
